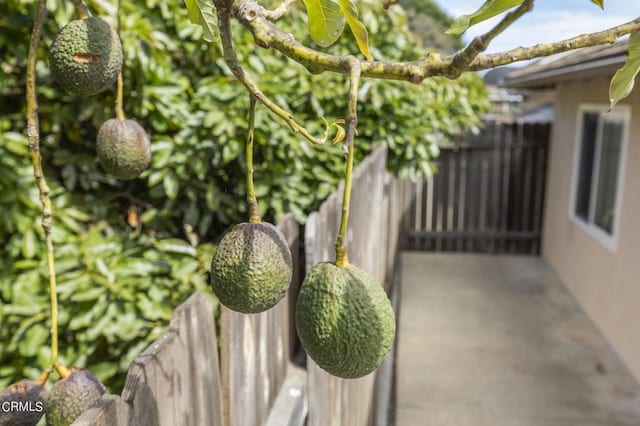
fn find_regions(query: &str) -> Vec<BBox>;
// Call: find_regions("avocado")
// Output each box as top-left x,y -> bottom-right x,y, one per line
211,222 -> 292,314
45,368 -> 105,426
0,380 -> 47,426
96,118 -> 151,180
49,17 -> 122,96
295,262 -> 395,379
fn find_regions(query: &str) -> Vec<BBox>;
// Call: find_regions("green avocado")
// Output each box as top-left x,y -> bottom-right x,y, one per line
0,380 -> 47,426
211,222 -> 292,314
45,368 -> 104,426
96,118 -> 151,180
295,262 -> 396,379
49,17 -> 122,96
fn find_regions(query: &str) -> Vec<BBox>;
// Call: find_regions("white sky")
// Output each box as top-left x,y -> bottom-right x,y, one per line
434,1 -> 640,55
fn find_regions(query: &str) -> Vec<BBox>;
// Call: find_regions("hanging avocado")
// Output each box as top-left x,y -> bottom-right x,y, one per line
49,17 -> 123,96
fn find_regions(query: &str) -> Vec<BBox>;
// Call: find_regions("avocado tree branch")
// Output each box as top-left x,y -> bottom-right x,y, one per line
334,58 -> 360,269
230,0 -> 640,82
262,0 -> 297,21
450,0 -> 533,74
26,0 -> 66,380
215,0 -> 336,145
467,17 -> 640,71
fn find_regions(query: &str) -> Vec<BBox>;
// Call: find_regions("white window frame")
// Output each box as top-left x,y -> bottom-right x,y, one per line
569,103 -> 630,253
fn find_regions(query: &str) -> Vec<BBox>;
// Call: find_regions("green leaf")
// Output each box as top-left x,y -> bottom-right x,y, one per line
155,238 -> 198,257
447,0 -> 524,35
163,170 -> 180,200
337,0 -> 373,60
302,0 -> 346,47
610,32 -> 640,109
184,0 -> 219,42
591,0 -> 604,9
22,227 -> 37,259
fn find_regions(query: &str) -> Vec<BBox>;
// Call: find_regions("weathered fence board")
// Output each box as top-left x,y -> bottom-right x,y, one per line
408,121 -> 550,254
74,292 -> 223,426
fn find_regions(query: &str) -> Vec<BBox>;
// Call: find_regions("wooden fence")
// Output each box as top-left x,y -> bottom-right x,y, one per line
406,121 -> 551,254
75,146 -> 414,426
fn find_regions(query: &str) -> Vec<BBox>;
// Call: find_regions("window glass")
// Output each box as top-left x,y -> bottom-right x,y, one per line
575,112 -> 598,220
594,118 -> 623,233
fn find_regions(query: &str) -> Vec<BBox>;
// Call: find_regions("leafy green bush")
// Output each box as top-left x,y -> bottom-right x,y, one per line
0,0 -> 488,392
0,132 -> 215,392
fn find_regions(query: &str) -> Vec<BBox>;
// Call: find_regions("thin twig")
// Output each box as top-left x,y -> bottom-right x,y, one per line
450,0 -> 533,75
262,0 -> 297,21
334,58 -> 360,268
246,95 -> 260,223
215,0 -> 331,145
26,0 -> 63,378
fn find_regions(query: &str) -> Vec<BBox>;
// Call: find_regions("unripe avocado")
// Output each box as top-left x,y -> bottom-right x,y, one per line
96,118 -> 151,180
295,262 -> 396,379
211,222 -> 292,314
49,17 -> 123,96
45,368 -> 104,426
0,380 -> 47,426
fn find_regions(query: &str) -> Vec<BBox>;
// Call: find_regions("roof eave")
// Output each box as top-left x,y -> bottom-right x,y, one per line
501,55 -> 626,89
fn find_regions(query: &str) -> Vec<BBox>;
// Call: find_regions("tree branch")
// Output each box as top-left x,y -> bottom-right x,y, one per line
230,0 -> 640,82
26,0 -> 64,379
262,0 -> 297,21
451,0 -> 533,74
468,17 -> 640,71
215,0 -> 334,144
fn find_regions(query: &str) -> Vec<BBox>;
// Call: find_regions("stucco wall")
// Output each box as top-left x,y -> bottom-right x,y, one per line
542,76 -> 640,381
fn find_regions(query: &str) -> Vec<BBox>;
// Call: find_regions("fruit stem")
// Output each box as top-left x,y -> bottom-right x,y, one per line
74,0 -> 90,19
54,363 -> 72,379
246,94 -> 261,223
115,74 -> 125,121
335,59 -> 361,268
27,0 -> 67,381
115,0 -> 125,121
36,369 -> 51,386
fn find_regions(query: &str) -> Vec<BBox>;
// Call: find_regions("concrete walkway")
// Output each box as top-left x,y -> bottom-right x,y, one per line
396,253 -> 640,426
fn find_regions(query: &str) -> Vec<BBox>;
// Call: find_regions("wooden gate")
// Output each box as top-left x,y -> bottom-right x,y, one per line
406,121 -> 551,254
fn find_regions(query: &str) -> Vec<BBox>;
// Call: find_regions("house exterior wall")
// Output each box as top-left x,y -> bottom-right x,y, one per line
542,76 -> 640,381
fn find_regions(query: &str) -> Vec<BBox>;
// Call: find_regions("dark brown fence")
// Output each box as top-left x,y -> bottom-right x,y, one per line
406,121 -> 551,254
74,146 -> 415,426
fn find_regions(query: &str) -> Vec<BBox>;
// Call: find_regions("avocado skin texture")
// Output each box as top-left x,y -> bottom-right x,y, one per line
0,380 -> 47,426
45,369 -> 105,426
295,262 -> 396,379
49,17 -> 122,96
211,222 -> 292,314
97,118 -> 151,180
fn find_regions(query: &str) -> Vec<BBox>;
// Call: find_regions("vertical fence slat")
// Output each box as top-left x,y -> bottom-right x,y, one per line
406,121 -> 550,254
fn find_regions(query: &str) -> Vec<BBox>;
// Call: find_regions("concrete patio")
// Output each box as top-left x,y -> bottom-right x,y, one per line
395,253 -> 640,426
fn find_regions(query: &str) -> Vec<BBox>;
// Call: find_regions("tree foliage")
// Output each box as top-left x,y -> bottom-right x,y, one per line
0,0 -> 488,391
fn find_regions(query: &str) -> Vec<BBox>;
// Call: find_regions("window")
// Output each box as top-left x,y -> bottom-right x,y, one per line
571,105 -> 629,250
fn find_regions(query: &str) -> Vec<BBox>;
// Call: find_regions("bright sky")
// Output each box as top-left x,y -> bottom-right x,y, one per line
434,1 -> 640,57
